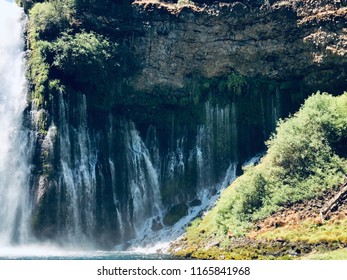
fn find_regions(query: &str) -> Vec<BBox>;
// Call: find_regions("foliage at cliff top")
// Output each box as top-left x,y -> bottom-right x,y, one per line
26,0 -> 121,110
182,92 -> 347,247
19,0 -> 128,13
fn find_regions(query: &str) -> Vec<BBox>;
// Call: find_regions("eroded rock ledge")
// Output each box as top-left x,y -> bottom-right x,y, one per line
125,0 -> 347,93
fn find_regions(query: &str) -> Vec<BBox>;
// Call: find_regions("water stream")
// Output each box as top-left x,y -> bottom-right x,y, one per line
0,0 -> 32,246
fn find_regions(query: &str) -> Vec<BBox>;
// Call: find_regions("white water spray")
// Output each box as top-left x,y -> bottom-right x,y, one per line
0,0 -> 31,245
56,92 -> 97,245
126,103 -> 240,252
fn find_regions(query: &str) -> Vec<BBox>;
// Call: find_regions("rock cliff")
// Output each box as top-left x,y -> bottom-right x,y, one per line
121,0 -> 347,95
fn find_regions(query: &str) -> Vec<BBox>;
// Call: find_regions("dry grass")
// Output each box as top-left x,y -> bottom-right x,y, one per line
254,216 -> 347,245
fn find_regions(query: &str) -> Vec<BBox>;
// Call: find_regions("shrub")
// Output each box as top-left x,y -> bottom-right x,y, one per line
46,31 -> 120,109
213,92 -> 347,236
217,169 -> 267,233
50,31 -> 119,84
29,1 -> 73,40
226,73 -> 247,95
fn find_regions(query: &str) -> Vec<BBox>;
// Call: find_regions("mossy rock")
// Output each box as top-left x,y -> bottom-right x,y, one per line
163,203 -> 189,226
151,217 -> 164,232
189,199 -> 202,207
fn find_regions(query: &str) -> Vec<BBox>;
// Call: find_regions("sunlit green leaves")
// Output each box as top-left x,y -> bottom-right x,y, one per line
226,73 -> 247,95
214,92 -> 347,236
51,31 -> 119,83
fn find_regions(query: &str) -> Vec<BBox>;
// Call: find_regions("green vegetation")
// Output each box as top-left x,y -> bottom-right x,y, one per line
51,32 -> 118,76
28,1 -> 73,40
302,248 -> 347,260
187,72 -> 247,103
219,92 -> 347,235
49,31 -> 119,105
27,0 -> 73,110
226,73 -> 247,95
257,218 -> 347,245
174,92 -> 347,258
26,0 -> 121,110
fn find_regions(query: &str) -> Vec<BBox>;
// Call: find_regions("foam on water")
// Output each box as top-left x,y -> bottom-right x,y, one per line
0,244 -> 171,260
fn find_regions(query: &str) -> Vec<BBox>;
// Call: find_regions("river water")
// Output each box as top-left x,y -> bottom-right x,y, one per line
0,245 -> 174,259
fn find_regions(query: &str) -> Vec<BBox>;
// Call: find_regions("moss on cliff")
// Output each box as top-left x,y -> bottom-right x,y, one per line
25,0 -> 128,113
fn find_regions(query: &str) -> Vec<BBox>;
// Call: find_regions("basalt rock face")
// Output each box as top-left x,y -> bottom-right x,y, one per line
124,0 -> 347,95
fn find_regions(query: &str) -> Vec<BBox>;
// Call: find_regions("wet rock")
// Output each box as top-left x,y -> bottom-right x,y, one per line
151,217 -> 164,231
189,198 -> 202,207
163,203 -> 189,226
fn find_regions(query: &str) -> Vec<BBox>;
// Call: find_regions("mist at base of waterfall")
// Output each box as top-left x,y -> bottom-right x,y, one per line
0,244 -> 174,260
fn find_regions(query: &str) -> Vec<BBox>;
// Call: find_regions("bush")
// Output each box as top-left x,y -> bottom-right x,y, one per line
45,31 -> 120,109
226,73 -> 247,95
29,1 -> 73,40
51,31 -> 119,84
213,92 -> 347,236
217,168 -> 268,235
267,92 -> 347,178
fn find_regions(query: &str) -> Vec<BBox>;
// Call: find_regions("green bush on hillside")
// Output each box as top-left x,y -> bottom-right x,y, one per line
27,1 -> 73,106
26,0 -> 123,111
216,92 -> 347,236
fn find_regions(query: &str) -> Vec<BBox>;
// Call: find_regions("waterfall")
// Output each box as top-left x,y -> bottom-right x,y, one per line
36,98 -> 166,248
26,90 -> 281,250
271,86 -> 281,130
123,121 -> 163,232
0,0 -> 301,255
125,102 -> 239,251
0,0 -> 31,245
54,92 -> 97,245
195,102 -> 235,189
108,119 -> 164,247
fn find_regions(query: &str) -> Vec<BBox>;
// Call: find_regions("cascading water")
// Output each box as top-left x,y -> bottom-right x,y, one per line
0,0 -> 31,245
106,118 -> 163,242
125,102 -> 239,251
31,90 -> 99,247
35,93 -> 244,250
195,102 -> 236,189
34,93 -> 165,248
57,92 -> 97,244
0,0 -> 303,260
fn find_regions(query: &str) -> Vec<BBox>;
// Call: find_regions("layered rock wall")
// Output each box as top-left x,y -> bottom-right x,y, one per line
122,0 -> 347,94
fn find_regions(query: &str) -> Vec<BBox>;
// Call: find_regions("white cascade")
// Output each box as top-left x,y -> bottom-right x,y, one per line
56,92 -> 97,245
126,102 -> 239,252
0,0 -> 32,245
124,122 -> 163,233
